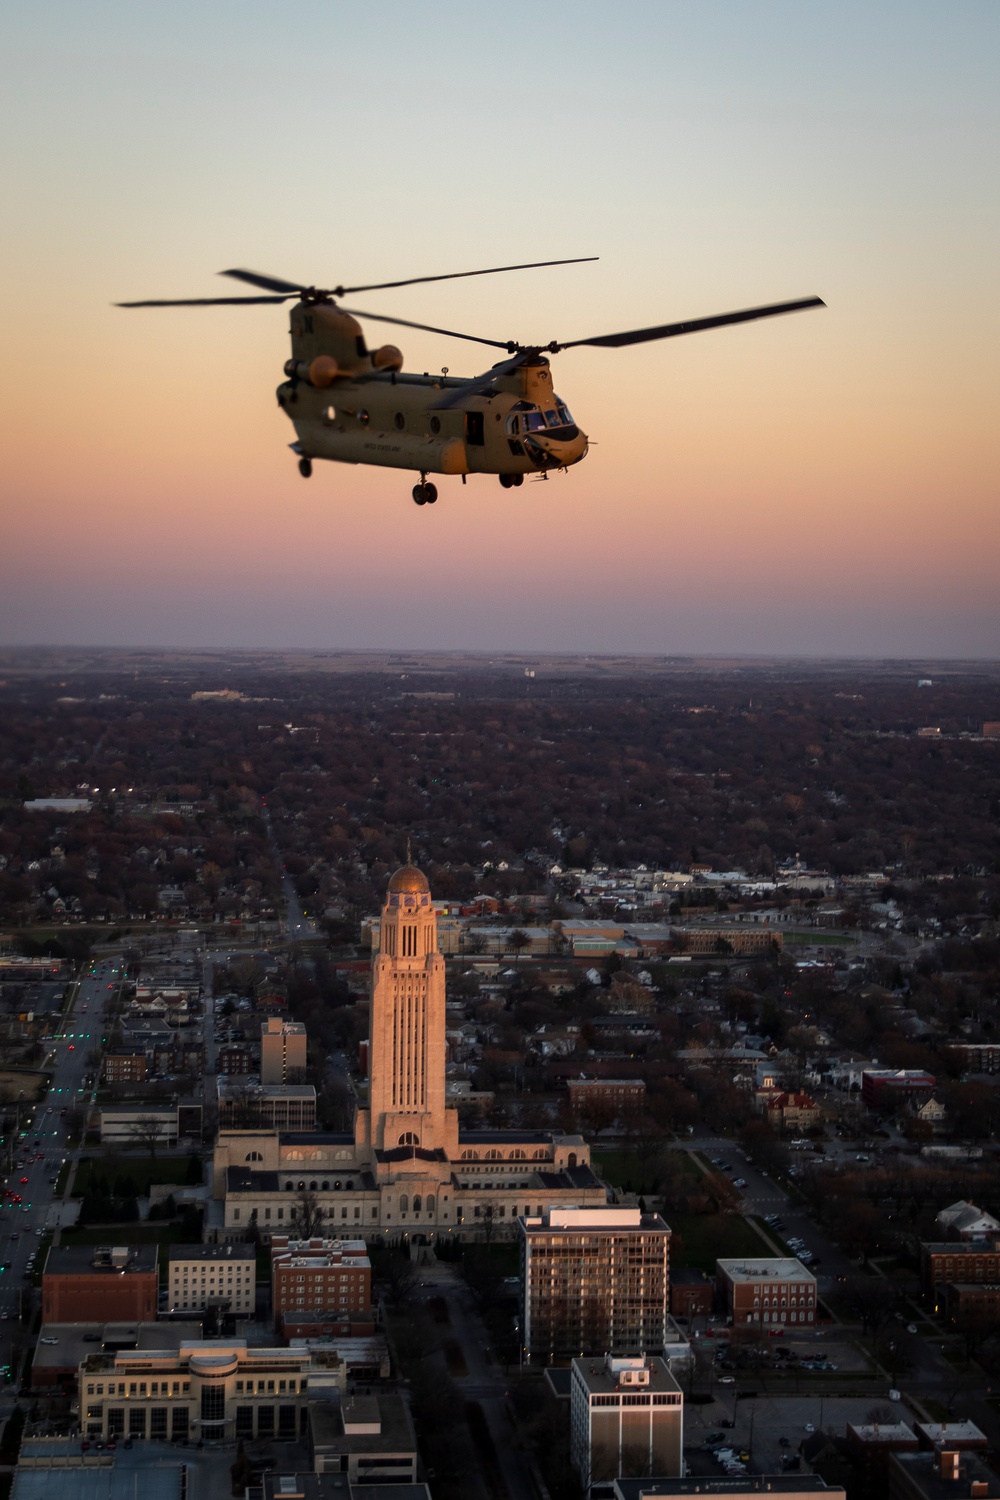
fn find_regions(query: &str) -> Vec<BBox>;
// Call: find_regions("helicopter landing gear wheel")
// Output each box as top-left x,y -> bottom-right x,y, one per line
499,473 -> 524,489
412,478 -> 437,506
511,472 -> 523,487
298,457 -> 312,478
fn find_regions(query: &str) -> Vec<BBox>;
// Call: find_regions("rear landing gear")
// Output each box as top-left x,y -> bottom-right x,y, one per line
499,473 -> 524,489
412,478 -> 438,506
298,457 -> 312,478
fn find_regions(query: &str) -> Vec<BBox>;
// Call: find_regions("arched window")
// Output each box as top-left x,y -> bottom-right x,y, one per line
284,1181 -> 294,1191
321,1180 -> 329,1190
567,1152 -> 577,1169
413,1195 -> 421,1213
309,1181 -> 317,1191
297,1180 -> 305,1190
346,1180 -> 354,1190
533,1148 -> 547,1160
485,1149 -> 502,1161
399,1194 -> 409,1214
461,1150 -> 479,1161
398,1131 -> 419,1147
426,1194 -> 435,1214
245,1151 -> 263,1162
509,1149 -> 526,1160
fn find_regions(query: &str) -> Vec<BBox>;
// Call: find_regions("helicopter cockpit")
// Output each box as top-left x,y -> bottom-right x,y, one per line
506,399 -> 578,439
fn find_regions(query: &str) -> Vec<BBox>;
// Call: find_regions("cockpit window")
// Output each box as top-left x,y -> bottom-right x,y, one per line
523,411 -> 547,432
557,403 -> 573,426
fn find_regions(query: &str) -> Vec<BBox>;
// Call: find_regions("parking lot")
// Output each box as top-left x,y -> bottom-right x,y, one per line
685,1393 -> 905,1478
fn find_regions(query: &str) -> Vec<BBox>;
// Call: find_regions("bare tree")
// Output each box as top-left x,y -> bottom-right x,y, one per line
126,1114 -> 166,1162
291,1188 -> 324,1240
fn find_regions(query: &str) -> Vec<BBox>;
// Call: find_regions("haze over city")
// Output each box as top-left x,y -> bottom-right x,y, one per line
3,1 -> 998,657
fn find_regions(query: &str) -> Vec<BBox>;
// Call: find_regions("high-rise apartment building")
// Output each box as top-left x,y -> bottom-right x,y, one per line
519,1206 -> 671,1363
260,1018 -> 308,1084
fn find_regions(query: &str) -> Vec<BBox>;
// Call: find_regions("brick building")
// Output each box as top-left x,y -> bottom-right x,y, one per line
218,1044 -> 256,1075
43,1244 -> 158,1323
567,1077 -> 646,1120
920,1240 -> 1000,1300
167,1242 -> 256,1315
103,1048 -> 148,1084
716,1257 -> 817,1327
271,1236 -> 371,1335
861,1069 -> 936,1109
668,1268 -> 714,1320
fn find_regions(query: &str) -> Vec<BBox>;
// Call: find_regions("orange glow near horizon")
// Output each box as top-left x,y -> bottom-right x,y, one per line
2,4 -> 999,657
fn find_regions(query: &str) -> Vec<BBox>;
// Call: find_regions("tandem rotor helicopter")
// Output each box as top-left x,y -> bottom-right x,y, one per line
119,258 -> 824,506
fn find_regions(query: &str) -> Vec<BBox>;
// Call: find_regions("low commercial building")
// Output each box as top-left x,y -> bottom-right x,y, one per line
614,1481 -> 845,1500
79,1339 -> 344,1442
570,1355 -> 683,1492
216,1078 -> 317,1131
888,1446 -> 1000,1499
43,1245 -> 158,1324
271,1237 -> 371,1334
308,1392 -> 418,1483
716,1258 -> 817,1327
98,1105 -> 178,1148
166,1243 -> 256,1315
520,1207 -> 671,1364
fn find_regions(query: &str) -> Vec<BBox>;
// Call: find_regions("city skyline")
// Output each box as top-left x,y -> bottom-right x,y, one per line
2,2 -> 998,657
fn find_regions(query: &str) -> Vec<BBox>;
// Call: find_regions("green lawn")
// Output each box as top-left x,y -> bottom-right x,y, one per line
669,1211 -> 771,1273
591,1144 -> 702,1197
73,1155 -> 200,1197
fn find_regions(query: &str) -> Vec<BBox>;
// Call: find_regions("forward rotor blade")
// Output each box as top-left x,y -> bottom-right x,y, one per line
339,306 -> 512,350
220,268 -> 307,294
557,296 -> 825,350
432,354 -> 531,409
116,294 -> 294,307
341,256 -> 598,296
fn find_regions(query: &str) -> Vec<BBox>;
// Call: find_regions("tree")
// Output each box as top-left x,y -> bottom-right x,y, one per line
507,928 -> 531,965
292,1188 -> 324,1240
126,1114 -> 165,1162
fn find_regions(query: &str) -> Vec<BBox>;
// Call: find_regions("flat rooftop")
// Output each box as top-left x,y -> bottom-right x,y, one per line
43,1245 -> 158,1276
717,1258 -> 815,1282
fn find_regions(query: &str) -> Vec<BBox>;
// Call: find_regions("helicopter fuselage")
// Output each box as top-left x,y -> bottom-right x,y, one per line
276,301 -> 588,479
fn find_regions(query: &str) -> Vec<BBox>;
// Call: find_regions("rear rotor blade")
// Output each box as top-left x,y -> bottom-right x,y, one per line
117,294 -> 294,307
557,296 -> 825,350
220,268 -> 307,294
340,306 -> 513,350
341,256 -> 598,296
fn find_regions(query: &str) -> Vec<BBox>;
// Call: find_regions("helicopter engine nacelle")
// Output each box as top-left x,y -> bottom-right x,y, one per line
283,355 -> 344,387
371,344 -> 404,372
308,355 -> 340,387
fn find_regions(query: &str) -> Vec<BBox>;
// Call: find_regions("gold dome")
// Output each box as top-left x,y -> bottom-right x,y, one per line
387,864 -> 429,895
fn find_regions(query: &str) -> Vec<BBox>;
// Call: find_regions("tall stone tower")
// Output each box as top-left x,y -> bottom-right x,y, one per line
356,863 -> 458,1156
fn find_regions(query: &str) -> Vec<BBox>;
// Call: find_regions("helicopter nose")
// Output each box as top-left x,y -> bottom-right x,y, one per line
524,428 -> 589,469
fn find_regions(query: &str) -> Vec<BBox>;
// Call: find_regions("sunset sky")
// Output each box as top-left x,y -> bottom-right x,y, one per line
2,1 -> 998,657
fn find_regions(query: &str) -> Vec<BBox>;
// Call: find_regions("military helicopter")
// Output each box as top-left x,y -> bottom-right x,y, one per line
119,259 -> 823,506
